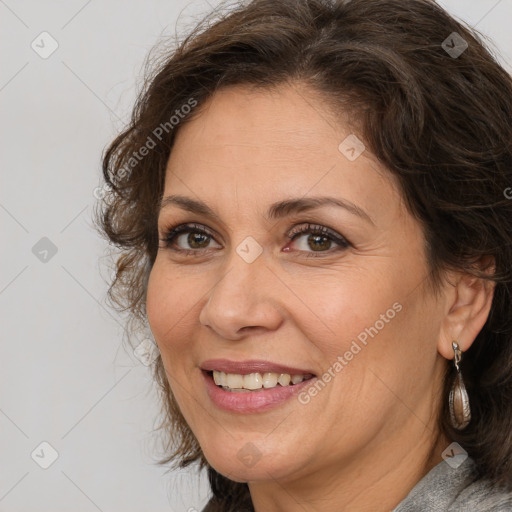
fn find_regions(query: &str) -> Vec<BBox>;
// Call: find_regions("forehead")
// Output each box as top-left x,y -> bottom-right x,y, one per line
172,83 -> 344,156
163,83 -> 404,224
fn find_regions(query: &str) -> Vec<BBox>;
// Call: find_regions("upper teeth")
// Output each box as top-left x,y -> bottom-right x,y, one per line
212,371 -> 310,390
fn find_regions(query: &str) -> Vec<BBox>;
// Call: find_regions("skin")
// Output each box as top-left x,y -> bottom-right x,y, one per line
146,82 -> 495,512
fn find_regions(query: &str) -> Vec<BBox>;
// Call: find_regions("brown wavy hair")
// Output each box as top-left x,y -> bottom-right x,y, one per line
95,0 -> 512,509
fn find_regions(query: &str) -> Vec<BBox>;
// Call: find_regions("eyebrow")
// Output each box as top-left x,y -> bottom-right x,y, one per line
159,194 -> 375,225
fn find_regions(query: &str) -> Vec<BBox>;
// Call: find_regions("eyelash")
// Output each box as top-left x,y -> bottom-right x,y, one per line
158,222 -> 350,258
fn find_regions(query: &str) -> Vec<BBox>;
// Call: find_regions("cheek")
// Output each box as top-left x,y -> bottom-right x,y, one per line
145,265 -> 199,407
146,261 -> 210,367
146,263 -> 189,348
289,266 -> 426,415
289,269 -> 399,355
145,265 -> 168,340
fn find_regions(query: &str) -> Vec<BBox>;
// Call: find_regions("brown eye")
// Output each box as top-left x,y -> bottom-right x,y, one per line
286,223 -> 350,257
159,223 -> 221,252
183,232 -> 210,249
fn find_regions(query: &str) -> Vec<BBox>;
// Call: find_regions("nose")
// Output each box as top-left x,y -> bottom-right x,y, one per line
198,250 -> 283,340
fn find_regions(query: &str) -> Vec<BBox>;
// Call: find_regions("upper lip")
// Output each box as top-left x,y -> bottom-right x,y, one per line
200,359 -> 316,376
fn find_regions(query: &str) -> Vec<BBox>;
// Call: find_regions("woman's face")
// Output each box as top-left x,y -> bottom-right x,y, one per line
146,83 -> 449,485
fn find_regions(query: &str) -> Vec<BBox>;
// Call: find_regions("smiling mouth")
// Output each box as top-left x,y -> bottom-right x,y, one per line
205,369 -> 315,392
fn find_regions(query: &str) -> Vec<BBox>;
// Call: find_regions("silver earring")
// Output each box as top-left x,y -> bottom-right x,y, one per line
449,341 -> 471,430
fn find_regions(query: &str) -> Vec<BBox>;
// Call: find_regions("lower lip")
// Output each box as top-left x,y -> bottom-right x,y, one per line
201,370 -> 317,413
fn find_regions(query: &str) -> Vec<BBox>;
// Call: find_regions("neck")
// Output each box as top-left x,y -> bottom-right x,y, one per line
248,423 -> 450,512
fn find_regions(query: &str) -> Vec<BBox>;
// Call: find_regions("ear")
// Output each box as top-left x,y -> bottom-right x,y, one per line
437,256 -> 496,360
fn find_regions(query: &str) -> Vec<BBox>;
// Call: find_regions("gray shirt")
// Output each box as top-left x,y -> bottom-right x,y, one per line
392,457 -> 512,511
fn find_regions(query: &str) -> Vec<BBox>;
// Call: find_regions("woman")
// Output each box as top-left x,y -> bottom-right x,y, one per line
96,0 -> 512,510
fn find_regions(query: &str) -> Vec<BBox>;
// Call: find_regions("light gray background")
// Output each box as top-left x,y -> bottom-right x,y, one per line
1,1 -> 511,511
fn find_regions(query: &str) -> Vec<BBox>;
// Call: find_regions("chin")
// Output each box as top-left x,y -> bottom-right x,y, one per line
204,445 -> 300,484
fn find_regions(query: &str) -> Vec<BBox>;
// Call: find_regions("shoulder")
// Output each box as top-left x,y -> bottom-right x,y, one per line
450,473 -> 512,512
393,457 -> 512,512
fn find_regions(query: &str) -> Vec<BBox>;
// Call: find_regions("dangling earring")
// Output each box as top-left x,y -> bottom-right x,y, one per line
449,341 -> 471,429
